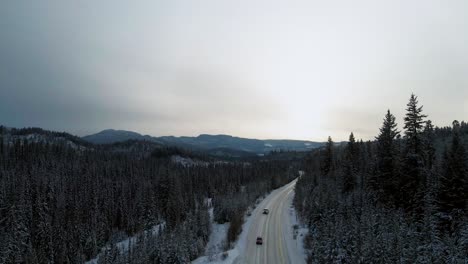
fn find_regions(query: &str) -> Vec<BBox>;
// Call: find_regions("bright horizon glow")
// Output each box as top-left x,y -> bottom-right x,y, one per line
1,1 -> 467,141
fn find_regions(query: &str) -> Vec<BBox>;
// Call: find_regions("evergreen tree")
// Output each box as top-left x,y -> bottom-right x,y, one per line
404,94 -> 427,155
347,132 -> 358,158
321,136 -> 334,176
438,120 -> 467,229
343,132 -> 358,193
401,94 -> 427,210
374,110 -> 400,204
295,95 -> 467,263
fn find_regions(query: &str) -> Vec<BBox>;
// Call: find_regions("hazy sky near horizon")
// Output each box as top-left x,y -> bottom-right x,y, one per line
1,1 -> 467,141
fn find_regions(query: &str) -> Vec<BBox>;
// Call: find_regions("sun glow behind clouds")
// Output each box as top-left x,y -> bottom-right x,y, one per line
0,0 -> 467,140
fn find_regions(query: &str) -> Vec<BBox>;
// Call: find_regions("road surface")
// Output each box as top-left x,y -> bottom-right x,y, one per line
234,179 -> 304,264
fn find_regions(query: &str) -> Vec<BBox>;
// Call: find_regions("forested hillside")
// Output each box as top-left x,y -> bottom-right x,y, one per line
83,130 -> 323,155
0,127 -> 297,263
294,94 -> 467,263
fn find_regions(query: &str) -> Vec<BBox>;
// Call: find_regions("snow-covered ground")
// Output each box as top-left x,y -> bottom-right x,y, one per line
284,190 -> 308,263
85,223 -> 165,264
192,196 -> 266,264
191,207 -> 230,263
286,171 -> 309,263
171,155 -> 210,167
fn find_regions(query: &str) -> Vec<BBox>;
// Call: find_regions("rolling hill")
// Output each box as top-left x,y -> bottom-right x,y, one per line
82,129 -> 324,154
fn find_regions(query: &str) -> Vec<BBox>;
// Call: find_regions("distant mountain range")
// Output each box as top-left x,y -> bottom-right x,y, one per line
82,129 -> 324,154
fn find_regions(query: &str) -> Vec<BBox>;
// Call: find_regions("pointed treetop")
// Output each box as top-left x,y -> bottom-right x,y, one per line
349,132 -> 355,143
403,94 -> 427,154
376,109 -> 400,142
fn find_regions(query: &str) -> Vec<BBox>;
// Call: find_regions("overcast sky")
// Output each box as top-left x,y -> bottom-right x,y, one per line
1,1 -> 467,141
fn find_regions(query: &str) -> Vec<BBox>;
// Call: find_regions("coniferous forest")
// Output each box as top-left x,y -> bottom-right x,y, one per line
0,94 -> 466,263
294,94 -> 467,263
0,128 -> 297,263
2,1 -> 468,263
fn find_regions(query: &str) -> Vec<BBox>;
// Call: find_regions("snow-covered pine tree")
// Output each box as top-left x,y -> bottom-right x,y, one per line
342,132 -> 358,193
404,94 -> 427,155
374,110 -> 400,205
423,120 -> 436,170
437,120 -> 467,232
401,94 -> 427,212
321,136 -> 334,176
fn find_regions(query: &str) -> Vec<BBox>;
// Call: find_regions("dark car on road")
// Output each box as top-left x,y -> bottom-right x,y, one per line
256,237 -> 263,245
263,208 -> 269,214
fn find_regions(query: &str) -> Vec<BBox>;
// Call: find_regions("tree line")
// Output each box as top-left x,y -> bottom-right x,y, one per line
294,94 -> 467,263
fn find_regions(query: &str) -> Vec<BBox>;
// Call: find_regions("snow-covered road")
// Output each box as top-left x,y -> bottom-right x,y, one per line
233,179 -> 305,264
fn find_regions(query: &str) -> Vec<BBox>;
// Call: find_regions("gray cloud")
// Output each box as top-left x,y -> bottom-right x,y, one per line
1,0 -> 467,140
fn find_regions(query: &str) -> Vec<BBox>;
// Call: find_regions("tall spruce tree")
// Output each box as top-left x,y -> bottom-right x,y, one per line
343,132 -> 358,193
321,136 -> 334,176
404,94 -> 427,155
423,120 -> 436,170
401,94 -> 427,210
374,110 -> 400,204
438,121 -> 467,221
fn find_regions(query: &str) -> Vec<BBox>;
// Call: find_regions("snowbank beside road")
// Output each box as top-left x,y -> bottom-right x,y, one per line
192,196 -> 266,264
284,191 -> 308,264
192,208 -> 230,263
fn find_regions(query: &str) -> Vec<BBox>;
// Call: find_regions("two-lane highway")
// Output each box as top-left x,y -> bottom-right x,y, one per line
234,179 -> 302,264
